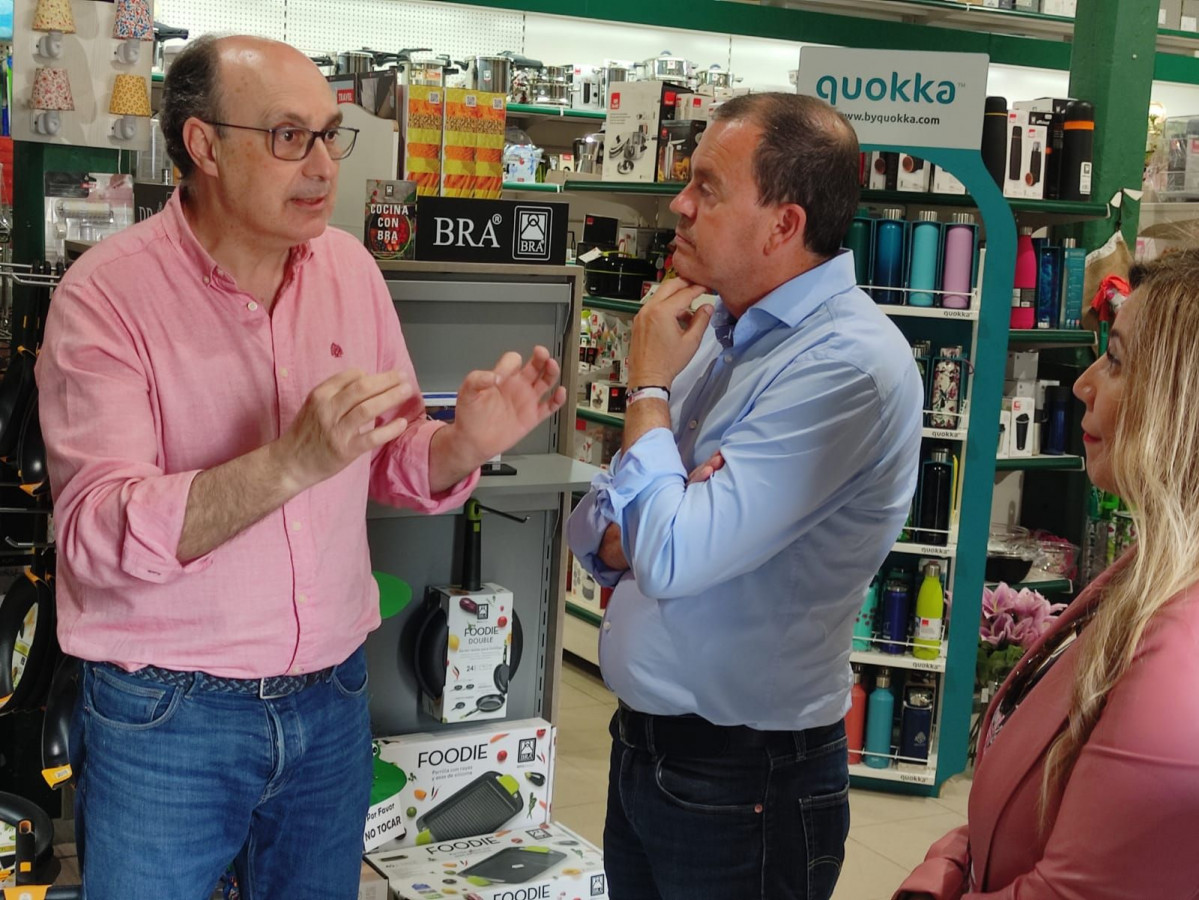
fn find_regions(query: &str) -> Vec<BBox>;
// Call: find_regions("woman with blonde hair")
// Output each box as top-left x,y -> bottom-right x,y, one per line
895,249 -> 1199,899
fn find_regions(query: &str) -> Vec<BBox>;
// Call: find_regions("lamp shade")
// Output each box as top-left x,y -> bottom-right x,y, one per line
109,74 -> 152,117
113,0 -> 152,41
31,68 -> 74,112
32,0 -> 76,33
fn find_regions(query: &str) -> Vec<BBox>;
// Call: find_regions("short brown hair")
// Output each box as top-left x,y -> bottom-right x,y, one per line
713,93 -> 860,257
160,35 -> 224,181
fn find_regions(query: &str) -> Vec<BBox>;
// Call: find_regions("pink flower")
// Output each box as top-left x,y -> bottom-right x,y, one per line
981,610 -> 1016,647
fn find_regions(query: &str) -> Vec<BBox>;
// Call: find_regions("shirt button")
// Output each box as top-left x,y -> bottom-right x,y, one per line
202,276 -> 210,286
724,353 -> 734,363
297,593 -> 307,604
291,666 -> 304,675
688,419 -> 698,430
291,521 -> 302,532
247,301 -> 259,312
603,621 -> 612,632
279,367 -> 289,378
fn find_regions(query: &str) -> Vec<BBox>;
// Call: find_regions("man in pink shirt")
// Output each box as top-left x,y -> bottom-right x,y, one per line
35,35 -> 565,900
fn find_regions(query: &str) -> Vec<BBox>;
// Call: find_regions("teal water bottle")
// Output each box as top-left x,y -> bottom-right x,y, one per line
907,210 -> 939,307
864,668 -> 895,769
852,576 -> 880,651
844,215 -> 873,290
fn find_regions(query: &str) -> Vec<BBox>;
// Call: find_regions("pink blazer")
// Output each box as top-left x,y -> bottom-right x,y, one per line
895,555 -> 1199,900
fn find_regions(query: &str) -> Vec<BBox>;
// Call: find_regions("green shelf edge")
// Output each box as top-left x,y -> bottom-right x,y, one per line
986,578 -> 1073,593
502,182 -> 563,192
577,407 -> 625,429
507,102 -> 606,121
994,456 -> 1085,471
1008,329 -> 1095,346
566,600 -> 604,627
860,190 -> 1109,221
564,180 -> 684,195
582,296 -> 642,314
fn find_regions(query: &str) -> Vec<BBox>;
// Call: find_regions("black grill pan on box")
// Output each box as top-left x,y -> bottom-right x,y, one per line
415,771 -> 522,842
461,846 -> 567,884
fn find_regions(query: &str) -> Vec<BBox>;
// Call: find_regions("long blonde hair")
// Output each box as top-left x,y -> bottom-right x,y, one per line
1041,249 -> 1199,815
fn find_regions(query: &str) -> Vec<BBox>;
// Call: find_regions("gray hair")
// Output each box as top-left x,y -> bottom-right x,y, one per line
713,93 -> 860,258
160,35 -> 225,181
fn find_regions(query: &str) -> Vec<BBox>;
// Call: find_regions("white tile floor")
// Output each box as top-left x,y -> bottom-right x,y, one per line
553,657 -> 970,900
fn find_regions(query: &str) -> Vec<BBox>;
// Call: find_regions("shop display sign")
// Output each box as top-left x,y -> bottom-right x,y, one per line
415,196 -> 568,265
795,48 -> 987,150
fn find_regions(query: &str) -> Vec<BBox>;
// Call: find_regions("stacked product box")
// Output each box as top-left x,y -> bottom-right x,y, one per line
400,85 -> 445,197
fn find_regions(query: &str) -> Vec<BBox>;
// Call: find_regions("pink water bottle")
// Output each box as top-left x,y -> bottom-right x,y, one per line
1011,226 -> 1037,329
941,213 -> 975,309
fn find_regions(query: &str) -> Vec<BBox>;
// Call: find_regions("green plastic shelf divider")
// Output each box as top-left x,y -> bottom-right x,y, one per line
994,455 -> 1085,471
566,600 -> 604,627
1008,329 -> 1096,346
564,180 -> 684,195
502,182 -> 563,192
986,577 -> 1073,593
577,408 -> 625,429
582,296 -> 642,314
859,190 -> 1109,220
507,102 -> 606,120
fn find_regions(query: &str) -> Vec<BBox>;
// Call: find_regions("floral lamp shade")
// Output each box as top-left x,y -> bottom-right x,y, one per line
32,0 -> 76,33
113,0 -> 152,41
109,74 -> 151,117
31,67 -> 74,111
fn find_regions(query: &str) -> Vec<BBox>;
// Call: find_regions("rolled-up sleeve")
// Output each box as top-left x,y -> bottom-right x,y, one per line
566,466 -> 632,588
36,282 -> 216,589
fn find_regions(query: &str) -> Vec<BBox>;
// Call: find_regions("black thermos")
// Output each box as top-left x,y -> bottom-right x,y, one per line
981,96 -> 1009,188
917,448 -> 953,546
1008,124 -> 1022,182
1060,100 -> 1095,202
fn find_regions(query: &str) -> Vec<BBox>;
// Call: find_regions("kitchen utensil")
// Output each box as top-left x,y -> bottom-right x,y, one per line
573,132 -> 604,174
641,51 -> 693,83
335,49 -> 375,75
460,846 -> 568,884
462,55 -> 512,94
415,771 -> 523,842
584,253 -> 656,300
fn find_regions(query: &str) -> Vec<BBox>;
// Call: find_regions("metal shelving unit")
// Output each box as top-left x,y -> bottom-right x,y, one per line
507,103 -> 606,121
995,454 -> 1085,472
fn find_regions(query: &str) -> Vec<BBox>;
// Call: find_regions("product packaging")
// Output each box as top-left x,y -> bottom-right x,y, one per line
1014,0 -> 1040,9
1006,396 -> 1036,457
657,120 -> 707,182
1041,0 -> 1076,15
675,93 -> 713,121
474,92 -> 508,199
399,85 -> 444,197
1183,0 -> 1199,30
868,151 -> 899,190
1059,238 -> 1086,328
367,823 -> 608,900
364,180 -> 418,261
422,584 -> 515,724
997,409 -> 1012,459
1003,110 -> 1047,200
604,80 -> 691,182
589,381 -> 628,414
359,860 -> 390,900
930,164 -> 967,195
897,154 -> 932,192
1012,98 -> 1071,198
1162,0 -> 1184,29
441,88 -> 480,198
367,719 -> 556,852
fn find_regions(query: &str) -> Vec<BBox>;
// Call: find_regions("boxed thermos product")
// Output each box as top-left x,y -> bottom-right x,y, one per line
1005,395 -> 1036,458
897,154 -> 931,192
399,85 -> 444,197
421,583 -> 514,724
367,823 -> 607,900
604,80 -> 692,182
675,93 -> 713,121
930,164 -> 967,195
363,180 -> 417,261
1162,0 -> 1184,29
657,120 -> 707,183
367,719 -> 556,852
1003,110 -> 1048,200
590,380 -> 628,414
869,151 -> 899,190
1183,0 -> 1199,30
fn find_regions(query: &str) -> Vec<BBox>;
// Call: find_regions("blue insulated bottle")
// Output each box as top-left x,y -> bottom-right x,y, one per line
879,571 -> 911,654
872,208 -> 905,305
865,668 -> 896,769
899,681 -> 935,764
907,210 -> 940,307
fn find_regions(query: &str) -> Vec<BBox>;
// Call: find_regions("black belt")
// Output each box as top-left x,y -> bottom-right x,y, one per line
108,663 -> 335,700
614,703 -> 845,758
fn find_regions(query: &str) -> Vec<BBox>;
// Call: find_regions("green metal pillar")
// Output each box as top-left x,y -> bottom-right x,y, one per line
1067,0 -> 1157,251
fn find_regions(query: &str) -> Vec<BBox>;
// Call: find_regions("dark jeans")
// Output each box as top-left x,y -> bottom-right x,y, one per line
70,647 -> 373,900
605,706 -> 850,900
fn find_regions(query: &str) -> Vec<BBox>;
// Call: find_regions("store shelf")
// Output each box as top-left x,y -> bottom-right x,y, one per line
577,408 -> 625,429
507,103 -> 606,121
1009,328 -> 1095,347
563,179 -> 684,196
879,304 -> 978,321
860,190 -> 1109,223
502,182 -> 563,193
582,296 -> 642,315
850,648 -> 947,674
849,752 -> 939,787
994,454 -> 1084,471
892,540 -> 956,559
565,599 -> 604,627
985,574 -> 1073,594
922,425 -> 968,442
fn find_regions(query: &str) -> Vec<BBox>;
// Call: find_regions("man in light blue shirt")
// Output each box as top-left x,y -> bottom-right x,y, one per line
567,93 -> 922,900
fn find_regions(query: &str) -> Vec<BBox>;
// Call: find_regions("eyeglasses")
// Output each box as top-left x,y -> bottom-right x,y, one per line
205,121 -> 359,161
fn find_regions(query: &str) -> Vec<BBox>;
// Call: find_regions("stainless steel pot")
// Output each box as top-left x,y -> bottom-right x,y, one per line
599,65 -> 629,107
336,50 -> 375,75
464,56 -> 512,94
641,52 -> 692,83
543,65 -> 572,84
573,133 -> 604,174
532,81 -> 570,106
696,67 -> 732,90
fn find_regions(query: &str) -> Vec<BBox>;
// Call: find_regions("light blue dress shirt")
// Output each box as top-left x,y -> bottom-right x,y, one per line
567,252 -> 923,731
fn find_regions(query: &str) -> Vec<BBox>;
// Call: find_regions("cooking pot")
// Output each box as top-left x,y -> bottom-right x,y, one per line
584,253 -> 657,300
462,55 -> 512,94
599,65 -> 630,107
542,65 -> 572,84
696,66 -> 734,90
532,81 -> 570,106
336,49 -> 375,75
640,52 -> 693,83
573,133 -> 604,175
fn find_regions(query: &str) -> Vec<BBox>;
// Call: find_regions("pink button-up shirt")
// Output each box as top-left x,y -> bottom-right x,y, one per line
36,190 -> 478,678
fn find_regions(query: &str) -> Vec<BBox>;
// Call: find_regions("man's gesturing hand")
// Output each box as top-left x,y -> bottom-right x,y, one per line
628,278 -> 713,389
277,369 -> 414,492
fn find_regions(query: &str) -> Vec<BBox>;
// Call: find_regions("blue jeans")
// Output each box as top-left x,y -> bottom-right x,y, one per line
70,647 -> 373,900
605,708 -> 850,900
